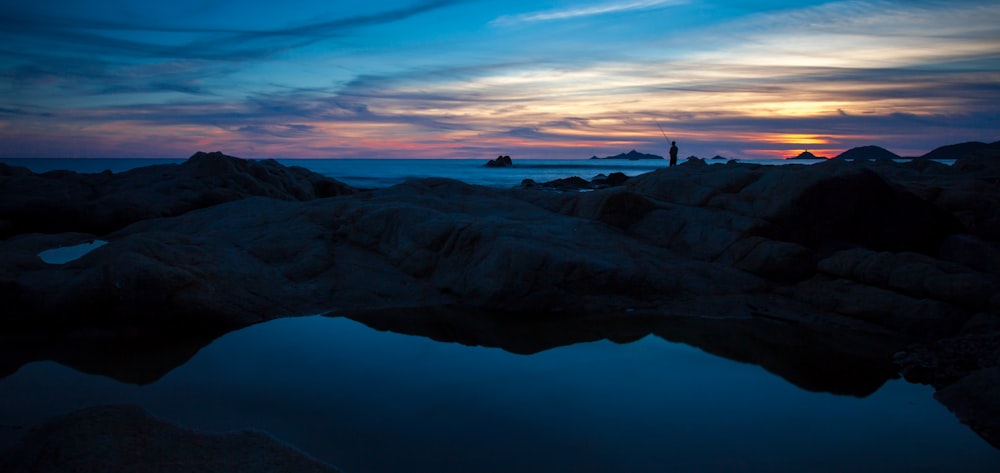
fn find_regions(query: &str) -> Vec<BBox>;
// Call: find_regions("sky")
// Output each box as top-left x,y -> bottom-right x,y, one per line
1,0 -> 998,160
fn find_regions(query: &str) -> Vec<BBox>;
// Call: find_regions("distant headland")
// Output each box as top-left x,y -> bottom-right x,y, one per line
589,149 -> 664,160
788,150 -> 829,160
788,141 -> 1000,161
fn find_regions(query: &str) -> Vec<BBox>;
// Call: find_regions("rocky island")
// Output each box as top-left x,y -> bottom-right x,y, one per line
484,154 -> 513,167
589,149 -> 664,160
2,149 -> 1000,467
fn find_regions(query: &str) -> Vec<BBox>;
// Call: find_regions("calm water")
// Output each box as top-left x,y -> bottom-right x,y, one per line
1,157 -> 815,189
1,157 -> 955,189
0,316 -> 996,472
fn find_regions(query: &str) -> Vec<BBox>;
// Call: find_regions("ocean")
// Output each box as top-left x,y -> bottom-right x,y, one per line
0,157 -> 824,189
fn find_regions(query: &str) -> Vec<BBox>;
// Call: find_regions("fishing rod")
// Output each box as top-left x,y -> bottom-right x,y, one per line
656,122 -> 670,143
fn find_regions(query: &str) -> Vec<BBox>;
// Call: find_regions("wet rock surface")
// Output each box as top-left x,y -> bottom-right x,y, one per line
2,152 -> 999,451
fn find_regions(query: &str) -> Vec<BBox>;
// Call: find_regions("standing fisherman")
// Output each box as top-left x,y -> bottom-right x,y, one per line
657,123 -> 678,167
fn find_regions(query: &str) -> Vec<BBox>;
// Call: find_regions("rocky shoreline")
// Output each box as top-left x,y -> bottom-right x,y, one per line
2,150 -> 999,464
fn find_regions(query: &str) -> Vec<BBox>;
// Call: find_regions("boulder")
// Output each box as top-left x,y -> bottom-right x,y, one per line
535,175 -> 591,190
590,171 -> 630,187
762,166 -> 964,254
0,151 -> 354,238
817,248 -> 1000,313
789,277 -> 968,339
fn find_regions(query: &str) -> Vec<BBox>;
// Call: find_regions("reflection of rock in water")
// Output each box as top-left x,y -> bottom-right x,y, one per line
897,331 -> 1000,450
650,316 -> 900,397
343,306 -> 902,398
935,367 -> 1000,450
0,405 -> 341,473
0,328 -> 224,385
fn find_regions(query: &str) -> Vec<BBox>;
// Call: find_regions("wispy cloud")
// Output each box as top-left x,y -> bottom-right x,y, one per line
491,0 -> 687,26
0,1 -> 462,61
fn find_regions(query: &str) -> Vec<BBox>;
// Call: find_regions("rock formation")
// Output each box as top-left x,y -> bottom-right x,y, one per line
522,172 -> 631,191
484,155 -> 512,167
2,151 -> 999,449
0,151 -> 354,238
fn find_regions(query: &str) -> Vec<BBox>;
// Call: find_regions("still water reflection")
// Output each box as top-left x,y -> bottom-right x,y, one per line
0,315 -> 997,472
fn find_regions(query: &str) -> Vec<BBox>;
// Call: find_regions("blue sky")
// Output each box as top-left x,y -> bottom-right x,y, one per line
1,0 -> 998,159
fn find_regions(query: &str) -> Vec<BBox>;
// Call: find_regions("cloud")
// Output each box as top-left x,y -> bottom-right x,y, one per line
0,1 -> 463,61
491,0 -> 687,26
235,124 -> 317,138
0,106 -> 52,117
689,0 -> 1000,68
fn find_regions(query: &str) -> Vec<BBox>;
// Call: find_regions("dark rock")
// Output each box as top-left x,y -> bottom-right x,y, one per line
0,405 -> 340,473
591,190 -> 657,228
526,172 -> 631,191
939,234 -> 1000,275
537,175 -> 592,190
606,171 -> 630,186
953,151 -> 1000,176
817,248 -> 1000,314
0,151 -> 354,238
731,238 -> 816,281
765,167 -> 964,255
485,155 -> 513,167
683,156 -> 708,166
0,163 -> 34,177
591,171 -> 630,187
791,276 -> 967,339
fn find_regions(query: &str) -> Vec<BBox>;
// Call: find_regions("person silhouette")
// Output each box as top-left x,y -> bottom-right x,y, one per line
669,141 -> 678,166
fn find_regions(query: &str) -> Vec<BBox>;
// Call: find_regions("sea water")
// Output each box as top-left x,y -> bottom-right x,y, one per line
0,316 -> 996,472
0,157 -> 823,189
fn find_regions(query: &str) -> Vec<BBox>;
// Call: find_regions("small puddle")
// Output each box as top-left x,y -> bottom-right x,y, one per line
38,240 -> 108,264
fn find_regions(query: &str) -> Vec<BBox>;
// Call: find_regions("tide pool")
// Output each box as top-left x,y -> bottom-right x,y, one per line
0,315 -> 996,472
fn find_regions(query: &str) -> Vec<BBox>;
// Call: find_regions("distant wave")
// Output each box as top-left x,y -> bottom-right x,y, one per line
508,163 -> 666,170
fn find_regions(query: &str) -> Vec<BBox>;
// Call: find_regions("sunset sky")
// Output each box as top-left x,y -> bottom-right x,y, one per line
2,0 -> 998,159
